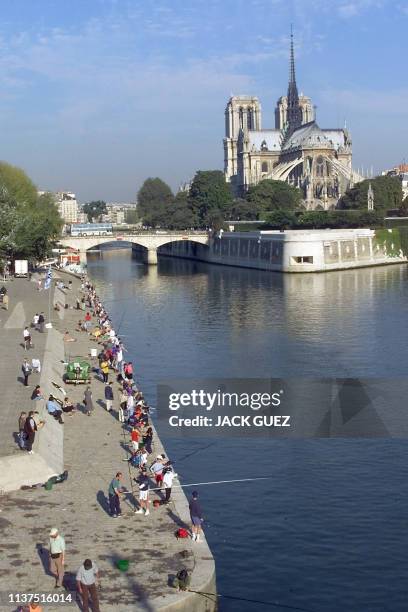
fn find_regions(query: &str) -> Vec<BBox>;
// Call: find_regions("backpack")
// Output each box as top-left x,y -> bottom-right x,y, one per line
176,528 -> 189,539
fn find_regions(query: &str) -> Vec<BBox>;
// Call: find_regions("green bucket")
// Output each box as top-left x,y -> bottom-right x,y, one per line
45,479 -> 53,491
116,560 -> 129,572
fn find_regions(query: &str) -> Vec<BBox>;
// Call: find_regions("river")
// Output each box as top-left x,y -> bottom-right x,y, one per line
87,249 -> 408,612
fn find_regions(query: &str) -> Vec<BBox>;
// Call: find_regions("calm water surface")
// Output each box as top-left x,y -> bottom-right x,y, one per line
87,250 -> 408,612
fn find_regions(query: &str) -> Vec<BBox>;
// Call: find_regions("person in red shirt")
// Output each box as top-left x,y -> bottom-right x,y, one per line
130,427 -> 139,452
85,312 -> 92,322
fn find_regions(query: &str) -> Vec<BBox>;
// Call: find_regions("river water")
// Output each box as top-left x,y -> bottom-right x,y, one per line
87,249 -> 408,612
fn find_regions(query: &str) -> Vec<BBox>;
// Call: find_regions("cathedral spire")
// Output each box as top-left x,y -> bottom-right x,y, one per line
285,25 -> 302,137
289,24 -> 296,86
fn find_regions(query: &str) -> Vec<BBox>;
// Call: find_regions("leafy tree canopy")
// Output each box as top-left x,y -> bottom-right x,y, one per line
83,200 -> 107,222
0,162 -> 62,261
188,170 -> 233,227
225,198 -> 259,221
137,178 -> 173,227
0,161 -> 38,207
338,176 -> 402,211
165,191 -> 198,230
246,179 -> 302,211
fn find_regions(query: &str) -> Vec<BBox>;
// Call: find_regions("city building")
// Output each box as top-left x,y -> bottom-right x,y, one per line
382,164 -> 408,199
55,191 -> 78,223
223,32 -> 364,210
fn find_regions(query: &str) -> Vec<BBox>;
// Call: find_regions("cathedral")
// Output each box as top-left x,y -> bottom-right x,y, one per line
223,33 -> 363,210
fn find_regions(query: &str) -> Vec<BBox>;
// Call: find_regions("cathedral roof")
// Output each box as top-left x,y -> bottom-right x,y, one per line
282,121 -> 334,151
248,130 -> 281,151
322,129 -> 349,151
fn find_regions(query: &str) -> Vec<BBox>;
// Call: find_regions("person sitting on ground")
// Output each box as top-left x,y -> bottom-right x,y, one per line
63,330 -> 76,343
62,397 -> 76,415
31,385 -> 44,401
46,395 -> 64,424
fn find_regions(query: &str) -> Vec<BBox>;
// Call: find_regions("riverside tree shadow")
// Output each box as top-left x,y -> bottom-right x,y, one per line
107,552 -> 155,612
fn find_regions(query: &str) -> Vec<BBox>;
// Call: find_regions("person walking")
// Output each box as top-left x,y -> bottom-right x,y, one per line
163,463 -> 177,504
23,326 -> 32,350
104,381 -> 114,412
48,527 -> 65,588
22,358 -> 32,386
3,292 -> 9,311
76,559 -> 100,612
189,490 -> 204,542
134,468 -> 150,516
24,411 -> 37,454
108,472 -> 124,518
83,386 -> 94,416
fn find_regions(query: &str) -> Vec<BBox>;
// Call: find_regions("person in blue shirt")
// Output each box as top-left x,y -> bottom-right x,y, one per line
47,395 -> 64,424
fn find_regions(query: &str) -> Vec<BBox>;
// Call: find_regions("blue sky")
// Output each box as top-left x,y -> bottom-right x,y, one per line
0,0 -> 407,201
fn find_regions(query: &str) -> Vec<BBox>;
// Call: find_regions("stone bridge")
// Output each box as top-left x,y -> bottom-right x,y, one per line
60,231 -> 210,264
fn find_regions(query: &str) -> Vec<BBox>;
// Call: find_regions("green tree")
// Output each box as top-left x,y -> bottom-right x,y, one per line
225,198 -> 259,221
247,179 -> 302,212
166,191 -> 198,229
137,178 -> 173,227
0,161 -> 38,207
83,200 -> 107,222
124,208 -> 139,224
263,209 -> 298,229
0,163 -> 62,261
188,170 -> 233,227
338,176 -> 402,211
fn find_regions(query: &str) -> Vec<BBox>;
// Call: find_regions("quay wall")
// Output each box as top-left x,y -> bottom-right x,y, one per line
0,326 -> 65,493
159,228 -> 407,273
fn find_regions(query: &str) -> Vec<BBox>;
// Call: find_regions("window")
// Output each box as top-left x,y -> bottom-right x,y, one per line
247,108 -> 252,130
261,162 -> 268,173
316,156 -> 324,177
291,256 -> 313,264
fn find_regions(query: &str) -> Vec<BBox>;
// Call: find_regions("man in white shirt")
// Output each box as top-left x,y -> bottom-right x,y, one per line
76,558 -> 100,612
163,463 -> 177,504
49,527 -> 65,588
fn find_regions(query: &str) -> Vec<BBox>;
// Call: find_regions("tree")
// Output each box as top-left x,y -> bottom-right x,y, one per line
124,208 -> 139,224
263,209 -> 298,229
225,198 -> 260,221
0,162 -> 62,261
247,179 -> 302,212
83,200 -> 107,222
338,176 -> 402,211
137,178 -> 173,227
188,171 -> 233,227
0,161 -> 38,207
166,191 -> 198,229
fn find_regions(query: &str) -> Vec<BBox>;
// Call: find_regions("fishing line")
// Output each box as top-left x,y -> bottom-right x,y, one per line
146,476 -> 271,492
188,589 -> 317,612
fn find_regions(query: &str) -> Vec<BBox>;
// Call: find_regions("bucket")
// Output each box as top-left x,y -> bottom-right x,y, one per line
116,559 -> 129,572
45,479 -> 53,491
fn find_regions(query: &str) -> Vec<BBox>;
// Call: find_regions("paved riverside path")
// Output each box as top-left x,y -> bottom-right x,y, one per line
0,276 -> 51,457
0,272 -> 215,612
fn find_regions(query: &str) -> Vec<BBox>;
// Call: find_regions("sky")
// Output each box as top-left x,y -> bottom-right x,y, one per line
0,0 -> 407,202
